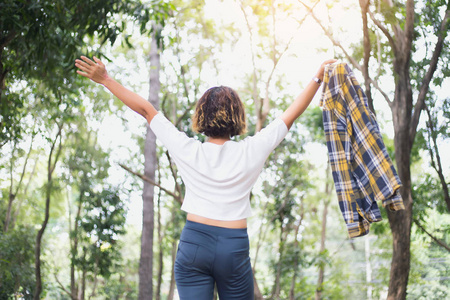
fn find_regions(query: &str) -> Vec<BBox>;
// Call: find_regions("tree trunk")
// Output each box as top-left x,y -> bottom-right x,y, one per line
167,238 -> 177,300
11,156 -> 38,230
5,193 -> 15,232
81,265 -> 87,300
34,126 -> 63,300
387,66 -> 414,300
138,29 -> 161,300
71,194 -> 83,299
315,204 -> 329,299
5,140 -> 18,232
304,1 -> 448,298
359,0 -> 375,114
315,163 -> 331,300
155,186 -> 163,300
386,153 -> 413,300
365,236 -> 373,300
290,201 -> 304,300
89,257 -> 99,300
5,137 -> 33,232
0,50 -> 6,102
272,224 -> 287,300
168,197 -> 178,300
253,273 -> 264,300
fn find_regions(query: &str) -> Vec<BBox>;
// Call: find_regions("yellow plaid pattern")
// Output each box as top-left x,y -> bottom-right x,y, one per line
320,63 -> 405,238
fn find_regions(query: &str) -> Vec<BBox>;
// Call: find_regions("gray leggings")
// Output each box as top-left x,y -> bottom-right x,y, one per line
175,220 -> 254,300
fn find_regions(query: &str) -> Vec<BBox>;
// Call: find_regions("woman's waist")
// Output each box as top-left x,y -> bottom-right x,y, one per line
181,194 -> 252,223
187,213 -> 247,229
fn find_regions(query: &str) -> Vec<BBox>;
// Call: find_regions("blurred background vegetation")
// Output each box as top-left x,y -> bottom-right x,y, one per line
0,0 -> 449,299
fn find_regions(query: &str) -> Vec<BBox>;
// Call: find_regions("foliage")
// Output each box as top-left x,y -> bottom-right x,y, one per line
300,106 -> 325,142
0,0 -> 171,297
408,208 -> 450,299
412,173 -> 446,218
78,188 -> 126,278
0,226 -> 35,299
0,0 -> 171,146
1,0 -> 449,298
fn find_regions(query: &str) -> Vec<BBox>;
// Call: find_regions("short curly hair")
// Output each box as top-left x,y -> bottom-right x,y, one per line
192,86 -> 247,138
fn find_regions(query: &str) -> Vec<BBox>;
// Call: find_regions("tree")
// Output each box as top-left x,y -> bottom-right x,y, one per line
300,0 -> 450,298
416,94 -> 450,212
34,107 -> 64,300
3,119 -> 36,233
138,28 -> 161,300
77,188 -> 127,298
121,2 -> 230,297
0,225 -> 36,299
1,1 -> 171,298
63,118 -> 116,299
237,1 -> 324,296
0,0 -> 155,146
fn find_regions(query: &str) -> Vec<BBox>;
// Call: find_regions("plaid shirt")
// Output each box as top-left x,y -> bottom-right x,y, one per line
320,63 -> 404,238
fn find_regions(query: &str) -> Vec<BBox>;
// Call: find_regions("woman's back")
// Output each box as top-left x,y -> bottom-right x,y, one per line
149,113 -> 288,220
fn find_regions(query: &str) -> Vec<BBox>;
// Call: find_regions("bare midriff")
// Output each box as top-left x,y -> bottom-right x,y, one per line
187,213 -> 247,229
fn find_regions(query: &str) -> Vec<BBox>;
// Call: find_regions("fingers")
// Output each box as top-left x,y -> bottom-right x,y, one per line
93,56 -> 104,67
75,62 -> 91,74
323,59 -> 338,65
75,59 -> 91,70
75,56 -> 93,75
80,55 -> 95,66
75,55 -> 104,78
76,70 -> 89,78
75,55 -> 108,84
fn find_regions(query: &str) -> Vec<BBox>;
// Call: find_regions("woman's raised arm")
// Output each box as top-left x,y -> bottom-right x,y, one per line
75,56 -> 158,124
280,59 -> 337,130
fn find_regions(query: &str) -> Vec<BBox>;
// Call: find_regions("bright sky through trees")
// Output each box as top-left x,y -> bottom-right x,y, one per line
88,0 -> 450,229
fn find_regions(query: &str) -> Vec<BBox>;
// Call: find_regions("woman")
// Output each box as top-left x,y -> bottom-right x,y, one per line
75,55 -> 336,299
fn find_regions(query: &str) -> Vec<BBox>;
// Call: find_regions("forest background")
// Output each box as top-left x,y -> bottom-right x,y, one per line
0,0 -> 449,299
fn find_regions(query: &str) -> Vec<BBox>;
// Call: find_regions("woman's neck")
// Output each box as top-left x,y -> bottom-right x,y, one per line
207,136 -> 231,145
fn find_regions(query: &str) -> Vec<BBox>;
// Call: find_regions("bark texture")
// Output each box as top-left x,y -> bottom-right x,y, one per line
138,31 -> 161,300
302,0 -> 450,298
34,125 -> 63,300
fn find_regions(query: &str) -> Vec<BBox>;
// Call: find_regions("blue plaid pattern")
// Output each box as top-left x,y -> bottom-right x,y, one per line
320,63 -> 404,238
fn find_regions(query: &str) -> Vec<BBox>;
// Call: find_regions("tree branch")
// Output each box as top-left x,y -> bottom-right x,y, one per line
413,219 -> 450,252
239,3 -> 260,130
424,105 -> 450,212
299,0 -> 392,106
54,273 -> 74,299
174,101 -> 197,128
257,0 -> 317,131
11,156 -> 38,230
5,133 -> 35,232
49,123 -> 64,176
404,0 -> 415,53
0,30 -> 17,50
410,5 -> 450,143
299,0 -> 362,71
14,128 -> 35,196
367,9 -> 397,55
119,163 -> 181,202
165,150 -> 183,202
359,0 -> 375,113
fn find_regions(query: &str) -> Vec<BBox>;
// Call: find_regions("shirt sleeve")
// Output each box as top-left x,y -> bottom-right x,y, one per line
149,113 -> 199,160
245,117 -> 289,160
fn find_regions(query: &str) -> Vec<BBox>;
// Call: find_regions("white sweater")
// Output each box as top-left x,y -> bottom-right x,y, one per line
149,113 -> 288,220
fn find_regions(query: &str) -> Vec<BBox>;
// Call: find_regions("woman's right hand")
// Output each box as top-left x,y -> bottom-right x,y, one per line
75,56 -> 109,85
